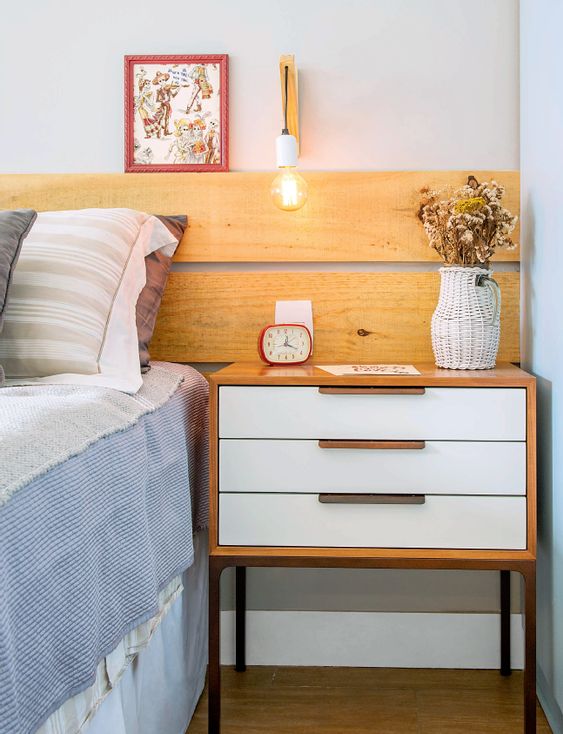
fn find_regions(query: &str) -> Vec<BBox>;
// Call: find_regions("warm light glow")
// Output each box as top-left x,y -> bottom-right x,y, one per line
271,168 -> 308,211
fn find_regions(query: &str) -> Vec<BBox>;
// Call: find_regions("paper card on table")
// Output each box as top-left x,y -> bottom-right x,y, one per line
318,364 -> 421,376
275,300 -> 314,346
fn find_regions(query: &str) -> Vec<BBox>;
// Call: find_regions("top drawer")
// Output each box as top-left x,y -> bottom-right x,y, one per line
219,387 -> 526,440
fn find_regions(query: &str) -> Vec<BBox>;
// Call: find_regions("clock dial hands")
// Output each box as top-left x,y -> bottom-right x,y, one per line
259,324 -> 312,365
274,335 -> 298,350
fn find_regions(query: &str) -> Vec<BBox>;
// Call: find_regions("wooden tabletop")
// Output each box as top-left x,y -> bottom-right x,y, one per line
210,362 -> 535,388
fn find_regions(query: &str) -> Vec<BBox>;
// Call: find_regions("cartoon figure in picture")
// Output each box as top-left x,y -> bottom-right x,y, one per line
135,145 -> 154,165
181,64 -> 214,115
135,78 -> 160,138
205,119 -> 221,165
190,64 -> 213,99
188,115 -> 209,164
152,71 -> 179,137
165,118 -> 192,164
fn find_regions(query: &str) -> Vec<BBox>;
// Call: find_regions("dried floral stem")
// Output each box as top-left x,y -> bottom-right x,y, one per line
419,178 -> 518,267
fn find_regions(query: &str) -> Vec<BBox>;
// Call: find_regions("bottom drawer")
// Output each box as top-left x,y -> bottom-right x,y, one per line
219,494 -> 527,550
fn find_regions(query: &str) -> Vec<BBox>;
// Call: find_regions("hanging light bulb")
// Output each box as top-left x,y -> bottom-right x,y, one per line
272,65 -> 308,212
271,169 -> 308,211
271,133 -> 308,211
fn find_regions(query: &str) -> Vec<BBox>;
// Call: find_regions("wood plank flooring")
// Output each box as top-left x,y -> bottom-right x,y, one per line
187,667 -> 552,734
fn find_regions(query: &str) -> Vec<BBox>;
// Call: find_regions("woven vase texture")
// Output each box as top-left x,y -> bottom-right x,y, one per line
431,266 -> 501,370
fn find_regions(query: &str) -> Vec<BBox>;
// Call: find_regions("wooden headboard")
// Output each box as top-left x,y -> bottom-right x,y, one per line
0,171 -> 520,366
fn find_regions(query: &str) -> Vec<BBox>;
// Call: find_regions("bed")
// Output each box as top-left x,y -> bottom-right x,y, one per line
0,361 -> 209,734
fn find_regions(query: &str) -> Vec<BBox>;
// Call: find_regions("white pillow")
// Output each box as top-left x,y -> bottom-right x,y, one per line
0,209 -> 176,393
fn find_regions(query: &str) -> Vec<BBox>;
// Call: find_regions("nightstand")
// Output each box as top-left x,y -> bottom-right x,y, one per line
208,362 -> 537,734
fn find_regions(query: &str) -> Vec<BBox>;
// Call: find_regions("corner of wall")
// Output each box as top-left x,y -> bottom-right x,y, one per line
538,665 -> 563,734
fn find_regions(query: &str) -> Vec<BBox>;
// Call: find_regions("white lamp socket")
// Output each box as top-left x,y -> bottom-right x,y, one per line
275,134 -> 298,167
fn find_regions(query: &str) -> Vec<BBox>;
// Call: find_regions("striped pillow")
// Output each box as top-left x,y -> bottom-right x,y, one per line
0,208 -> 176,393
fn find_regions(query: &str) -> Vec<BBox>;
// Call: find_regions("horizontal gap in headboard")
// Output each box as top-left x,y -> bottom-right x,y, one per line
0,171 -> 520,263
150,271 -> 520,364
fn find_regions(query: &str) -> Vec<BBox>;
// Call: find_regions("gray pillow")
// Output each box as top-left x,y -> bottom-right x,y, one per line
0,209 -> 37,385
137,215 -> 186,372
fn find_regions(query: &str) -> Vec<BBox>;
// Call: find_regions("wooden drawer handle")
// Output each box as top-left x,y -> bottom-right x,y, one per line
318,440 -> 426,450
318,387 -> 426,395
318,493 -> 426,505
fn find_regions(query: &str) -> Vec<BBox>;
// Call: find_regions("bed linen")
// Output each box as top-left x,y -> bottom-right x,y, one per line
0,363 -> 209,734
37,575 -> 184,734
0,209 -> 177,392
40,531 -> 209,734
138,215 -> 187,373
39,530 -> 208,734
0,362 -> 183,505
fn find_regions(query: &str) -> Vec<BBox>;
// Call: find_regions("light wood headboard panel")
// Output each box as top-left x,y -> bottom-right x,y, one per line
151,271 -> 519,364
0,171 -> 520,365
0,171 -> 519,262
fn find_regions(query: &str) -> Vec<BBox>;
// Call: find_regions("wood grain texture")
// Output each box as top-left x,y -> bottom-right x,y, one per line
212,361 -> 534,387
209,379 -> 219,557
317,440 -> 426,449
150,271 -> 520,363
318,387 -> 427,395
526,381 -> 537,557
0,171 -> 520,262
279,55 -> 299,147
210,549 -> 536,564
186,667 -> 552,734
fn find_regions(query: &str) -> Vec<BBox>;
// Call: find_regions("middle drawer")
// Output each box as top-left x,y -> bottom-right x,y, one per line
219,439 -> 526,496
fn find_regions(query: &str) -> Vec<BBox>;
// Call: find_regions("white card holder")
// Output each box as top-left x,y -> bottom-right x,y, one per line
275,300 -> 314,346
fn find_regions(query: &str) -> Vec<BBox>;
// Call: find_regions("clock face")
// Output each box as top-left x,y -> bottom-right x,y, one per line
259,324 -> 312,364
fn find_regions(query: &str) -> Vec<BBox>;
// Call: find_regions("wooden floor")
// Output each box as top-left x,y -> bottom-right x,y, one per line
187,667 -> 552,734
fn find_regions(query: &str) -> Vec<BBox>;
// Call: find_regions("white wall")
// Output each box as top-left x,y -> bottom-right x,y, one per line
0,0 -> 521,622
521,1 -> 563,730
0,0 -> 518,172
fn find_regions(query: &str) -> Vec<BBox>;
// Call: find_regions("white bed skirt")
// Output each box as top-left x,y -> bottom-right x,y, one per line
85,531 -> 208,734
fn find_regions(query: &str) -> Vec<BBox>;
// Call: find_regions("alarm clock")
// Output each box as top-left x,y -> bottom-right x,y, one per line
258,323 -> 313,365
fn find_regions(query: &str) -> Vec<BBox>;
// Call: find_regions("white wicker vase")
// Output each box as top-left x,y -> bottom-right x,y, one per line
431,266 -> 501,370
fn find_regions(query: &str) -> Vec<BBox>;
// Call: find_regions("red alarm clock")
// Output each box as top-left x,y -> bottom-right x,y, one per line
258,323 -> 313,365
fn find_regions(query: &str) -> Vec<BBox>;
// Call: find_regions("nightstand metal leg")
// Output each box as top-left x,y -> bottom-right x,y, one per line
208,558 -> 222,734
500,570 -> 511,676
523,564 -> 537,734
235,566 -> 247,672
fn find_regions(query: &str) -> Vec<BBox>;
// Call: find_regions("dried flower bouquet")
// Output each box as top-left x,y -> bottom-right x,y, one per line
419,177 -> 518,266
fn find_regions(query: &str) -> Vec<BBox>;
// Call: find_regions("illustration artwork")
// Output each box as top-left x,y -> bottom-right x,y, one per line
124,55 -> 228,172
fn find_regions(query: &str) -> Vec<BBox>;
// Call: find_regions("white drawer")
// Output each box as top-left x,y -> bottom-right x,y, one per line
219,387 -> 526,440
219,440 -> 526,496
219,494 -> 527,550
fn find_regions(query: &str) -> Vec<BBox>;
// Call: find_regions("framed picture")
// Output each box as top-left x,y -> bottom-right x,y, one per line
124,54 -> 228,172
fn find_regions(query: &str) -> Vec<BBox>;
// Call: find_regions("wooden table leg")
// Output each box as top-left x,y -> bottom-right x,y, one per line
523,564 -> 536,734
500,570 -> 512,676
235,566 -> 247,672
209,558 -> 223,734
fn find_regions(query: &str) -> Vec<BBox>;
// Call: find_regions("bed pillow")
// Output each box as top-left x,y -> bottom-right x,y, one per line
0,209 -> 37,386
0,208 -> 177,393
137,214 -> 186,372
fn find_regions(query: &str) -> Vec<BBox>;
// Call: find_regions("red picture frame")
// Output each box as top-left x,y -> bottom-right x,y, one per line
124,54 -> 228,172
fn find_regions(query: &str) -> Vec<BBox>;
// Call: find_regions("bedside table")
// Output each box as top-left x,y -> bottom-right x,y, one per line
208,362 -> 537,734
